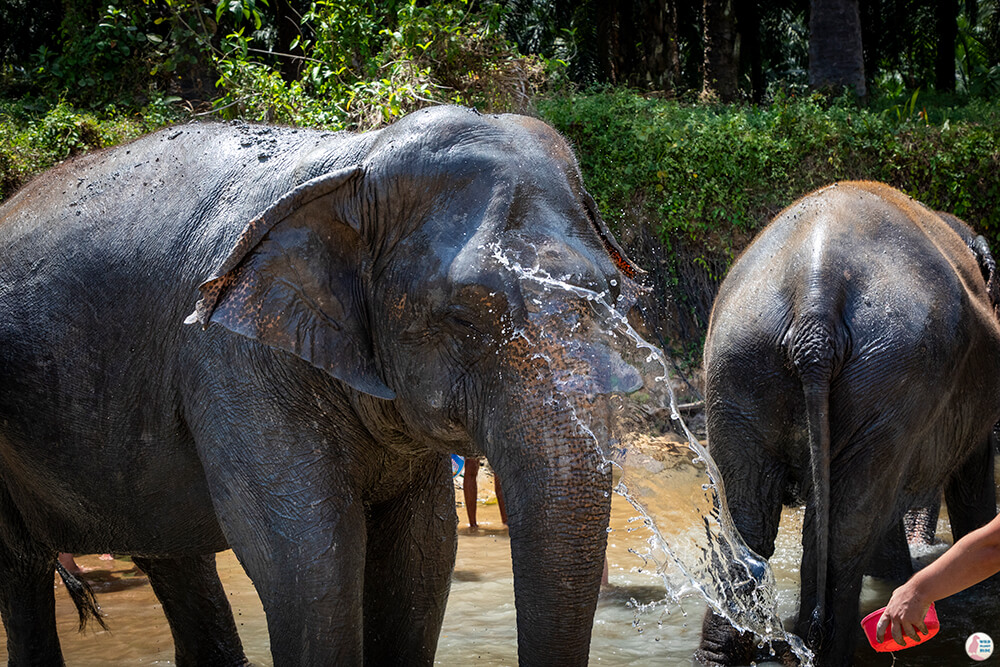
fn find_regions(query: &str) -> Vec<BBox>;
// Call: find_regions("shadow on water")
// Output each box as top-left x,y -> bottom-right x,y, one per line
76,566 -> 151,595
597,583 -> 671,609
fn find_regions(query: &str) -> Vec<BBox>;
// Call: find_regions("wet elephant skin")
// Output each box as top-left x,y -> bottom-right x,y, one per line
0,106 -> 644,666
697,181 -> 1000,667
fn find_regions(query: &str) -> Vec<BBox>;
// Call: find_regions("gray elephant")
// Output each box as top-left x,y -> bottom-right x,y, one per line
697,181 -> 1000,666
0,106 -> 644,665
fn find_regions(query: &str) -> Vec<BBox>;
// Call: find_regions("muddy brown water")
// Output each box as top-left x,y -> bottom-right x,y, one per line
2,480 -> 998,665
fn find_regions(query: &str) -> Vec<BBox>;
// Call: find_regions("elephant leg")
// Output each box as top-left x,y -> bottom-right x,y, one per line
0,489 -> 62,666
796,467 -> 888,667
697,442 -> 787,665
132,554 -> 248,667
903,496 -> 941,545
191,419 -> 368,665
363,453 -> 458,665
864,517 -> 912,582
945,435 -> 996,541
210,471 -> 366,666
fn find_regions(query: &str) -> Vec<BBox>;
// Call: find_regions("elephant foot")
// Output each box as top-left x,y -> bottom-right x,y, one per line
695,640 -> 799,667
750,638 -> 800,667
696,611 -> 757,666
698,610 -> 804,666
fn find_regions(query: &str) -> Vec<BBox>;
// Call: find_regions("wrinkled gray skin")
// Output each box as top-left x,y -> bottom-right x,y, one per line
0,106 -> 644,666
698,182 -> 1000,666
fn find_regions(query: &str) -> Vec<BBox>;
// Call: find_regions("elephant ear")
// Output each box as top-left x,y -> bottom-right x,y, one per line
581,190 -> 648,311
971,234 -> 1000,310
186,166 -> 396,400
936,210 -> 1000,309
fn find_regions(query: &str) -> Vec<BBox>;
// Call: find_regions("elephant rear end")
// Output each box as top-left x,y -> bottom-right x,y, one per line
700,181 -> 1000,666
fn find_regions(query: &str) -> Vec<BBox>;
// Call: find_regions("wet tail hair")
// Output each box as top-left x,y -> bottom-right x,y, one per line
54,561 -> 108,632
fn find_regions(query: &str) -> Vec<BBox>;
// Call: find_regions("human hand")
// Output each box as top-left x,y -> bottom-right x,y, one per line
875,586 -> 930,646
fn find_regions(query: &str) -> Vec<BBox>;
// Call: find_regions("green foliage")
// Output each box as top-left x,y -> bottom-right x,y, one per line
956,1 -> 1000,97
0,95 -> 183,201
211,0 -> 547,130
141,0 -> 216,78
215,0 -> 268,29
538,88 -> 1000,251
0,0 -> 61,71
538,88 -> 1000,351
28,4 -> 162,106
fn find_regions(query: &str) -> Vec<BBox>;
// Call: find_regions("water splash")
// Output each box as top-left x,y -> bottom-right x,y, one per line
494,241 -> 814,665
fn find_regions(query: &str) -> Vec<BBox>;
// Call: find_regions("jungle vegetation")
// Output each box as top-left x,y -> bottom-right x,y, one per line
1,0 -> 998,356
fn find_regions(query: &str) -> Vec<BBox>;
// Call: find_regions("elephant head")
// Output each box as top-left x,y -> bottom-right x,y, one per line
189,106 -> 645,663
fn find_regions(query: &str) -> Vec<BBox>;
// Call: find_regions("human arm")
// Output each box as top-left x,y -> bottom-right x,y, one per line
877,513 -> 1000,645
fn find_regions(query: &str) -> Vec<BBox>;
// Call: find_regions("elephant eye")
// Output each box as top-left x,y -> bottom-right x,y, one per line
444,305 -> 484,336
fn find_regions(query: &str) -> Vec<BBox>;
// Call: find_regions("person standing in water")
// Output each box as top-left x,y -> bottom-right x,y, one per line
463,457 -> 507,530
877,512 -> 1000,645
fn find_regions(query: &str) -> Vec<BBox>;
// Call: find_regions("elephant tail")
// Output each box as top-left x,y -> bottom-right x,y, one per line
55,560 -> 108,632
785,316 -> 837,646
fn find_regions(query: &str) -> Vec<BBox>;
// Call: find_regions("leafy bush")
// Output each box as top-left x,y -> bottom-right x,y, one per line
539,89 -> 1000,249
28,4 -> 165,107
210,0 -> 549,130
0,96 -> 183,200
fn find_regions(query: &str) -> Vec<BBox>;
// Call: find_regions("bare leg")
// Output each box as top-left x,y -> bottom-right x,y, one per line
464,458 -> 479,529
58,552 -> 83,575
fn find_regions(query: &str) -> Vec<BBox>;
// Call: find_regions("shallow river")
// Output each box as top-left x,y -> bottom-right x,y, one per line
2,479 -> 999,665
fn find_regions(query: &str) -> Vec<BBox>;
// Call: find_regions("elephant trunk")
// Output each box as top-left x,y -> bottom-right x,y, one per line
487,399 -> 612,666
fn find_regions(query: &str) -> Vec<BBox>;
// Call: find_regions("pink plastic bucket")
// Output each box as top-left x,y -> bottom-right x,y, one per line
861,603 -> 939,652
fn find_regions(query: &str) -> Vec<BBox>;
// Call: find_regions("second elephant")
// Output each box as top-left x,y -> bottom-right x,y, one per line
698,181 -> 1000,666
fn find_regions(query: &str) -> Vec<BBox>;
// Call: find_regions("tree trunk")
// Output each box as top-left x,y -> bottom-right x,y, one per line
808,0 -> 867,99
638,0 -> 682,91
859,0 -> 882,87
275,0 -> 306,82
935,0 -> 959,91
611,0 -> 638,85
735,1 -> 763,102
595,0 -> 620,84
703,0 -> 739,101
678,0 -> 704,90
663,0 -> 682,90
